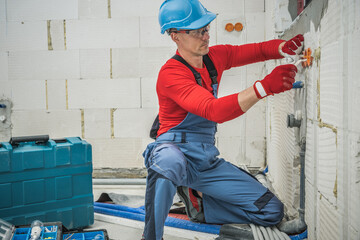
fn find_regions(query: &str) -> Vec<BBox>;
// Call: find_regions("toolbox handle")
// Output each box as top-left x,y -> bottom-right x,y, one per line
10,135 -> 49,145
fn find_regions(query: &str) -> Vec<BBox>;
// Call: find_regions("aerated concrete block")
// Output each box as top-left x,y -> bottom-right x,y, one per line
245,103 -> 266,138
8,50 -> 80,80
11,80 -> 46,110
80,49 -> 110,79
139,47 -> 175,77
84,109 -> 111,139
0,0 -> 5,21
246,62 -> 265,87
245,136 -> 265,167
89,138 -> 152,169
6,0 -> 78,21
141,77 -> 158,109
0,52 -> 8,81
201,0 -> 244,15
11,110 -> 81,138
217,74 -> 246,98
140,16 -> 174,48
48,20 -> 66,51
114,108 -> 158,138
66,18 -> 139,49
217,136 -> 246,165
79,0 -> 108,19
245,13 -> 265,43
245,0 -> 264,13
0,82 -> 11,99
5,21 -> 47,51
67,78 -> 141,109
112,48 -> 140,78
46,80 -> 66,110
111,0 -> 163,17
217,117 -> 244,138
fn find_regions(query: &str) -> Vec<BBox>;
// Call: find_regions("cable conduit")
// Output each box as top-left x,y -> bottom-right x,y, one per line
94,205 -> 221,235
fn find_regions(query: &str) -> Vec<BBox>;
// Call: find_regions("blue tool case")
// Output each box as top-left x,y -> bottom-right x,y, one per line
0,136 -> 94,230
0,218 -> 62,240
63,229 -> 109,240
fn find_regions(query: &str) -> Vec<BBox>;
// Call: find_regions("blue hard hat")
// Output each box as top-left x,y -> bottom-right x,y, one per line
159,0 -> 216,34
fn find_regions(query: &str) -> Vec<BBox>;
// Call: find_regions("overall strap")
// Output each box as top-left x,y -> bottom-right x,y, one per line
172,54 -> 202,86
203,54 -> 218,85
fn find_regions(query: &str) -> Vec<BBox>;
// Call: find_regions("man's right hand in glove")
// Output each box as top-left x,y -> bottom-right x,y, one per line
253,64 -> 298,99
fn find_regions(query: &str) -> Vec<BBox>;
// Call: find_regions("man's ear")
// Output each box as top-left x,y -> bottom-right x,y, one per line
170,32 -> 179,43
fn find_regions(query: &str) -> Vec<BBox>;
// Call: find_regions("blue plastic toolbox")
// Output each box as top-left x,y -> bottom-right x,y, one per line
0,218 -> 62,240
0,136 -> 94,230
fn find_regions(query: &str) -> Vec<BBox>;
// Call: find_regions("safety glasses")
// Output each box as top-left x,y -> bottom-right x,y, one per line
170,25 -> 210,38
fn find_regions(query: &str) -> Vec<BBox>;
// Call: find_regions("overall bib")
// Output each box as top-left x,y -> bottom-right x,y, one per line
143,82 -> 284,240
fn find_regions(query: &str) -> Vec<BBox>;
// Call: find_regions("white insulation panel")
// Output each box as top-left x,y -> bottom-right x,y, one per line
317,126 -> 338,205
267,91 -> 299,217
317,196 -> 341,240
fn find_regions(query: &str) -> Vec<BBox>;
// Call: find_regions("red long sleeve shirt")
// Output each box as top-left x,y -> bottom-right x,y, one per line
156,40 -> 284,137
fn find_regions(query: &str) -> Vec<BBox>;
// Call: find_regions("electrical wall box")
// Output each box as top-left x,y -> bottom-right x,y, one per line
0,136 -> 94,230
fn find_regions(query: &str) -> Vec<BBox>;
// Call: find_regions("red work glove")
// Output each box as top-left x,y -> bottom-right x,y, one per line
253,64 -> 297,99
281,34 -> 304,56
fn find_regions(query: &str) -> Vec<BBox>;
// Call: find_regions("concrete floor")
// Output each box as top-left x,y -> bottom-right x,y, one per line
90,184 -> 218,240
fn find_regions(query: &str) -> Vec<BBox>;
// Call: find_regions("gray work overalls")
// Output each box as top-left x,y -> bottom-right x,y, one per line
142,70 -> 284,240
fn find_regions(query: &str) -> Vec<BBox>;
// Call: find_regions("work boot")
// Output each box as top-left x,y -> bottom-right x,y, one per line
176,186 -> 205,223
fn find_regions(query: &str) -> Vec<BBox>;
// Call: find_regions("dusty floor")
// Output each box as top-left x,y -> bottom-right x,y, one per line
90,184 -> 218,240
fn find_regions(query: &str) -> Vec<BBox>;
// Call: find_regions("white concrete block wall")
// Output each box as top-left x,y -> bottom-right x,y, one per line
141,77 -> 158,109
3,0 -> 269,172
80,49 -> 110,79
266,0 -> 360,238
139,47 -> 176,77
66,18 -> 140,49
2,21 -> 47,52
84,109 -> 111,139
0,0 -> 5,21
90,138 -> 152,169
140,16 -> 174,48
67,78 -> 141,109
245,13 -> 265,43
201,0 -> 244,16
0,52 -> 8,81
78,0 -> 108,19
49,20 -> 66,51
11,80 -> 46,110
112,48 -> 141,78
47,80 -> 66,110
6,0 -> 78,21
11,110 -> 81,138
244,0 -> 264,13
0,22 -> 6,51
8,50 -> 80,80
114,109 -> 158,138
110,0 -> 163,18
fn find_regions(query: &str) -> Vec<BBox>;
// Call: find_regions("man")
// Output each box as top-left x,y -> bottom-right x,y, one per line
142,0 -> 304,239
